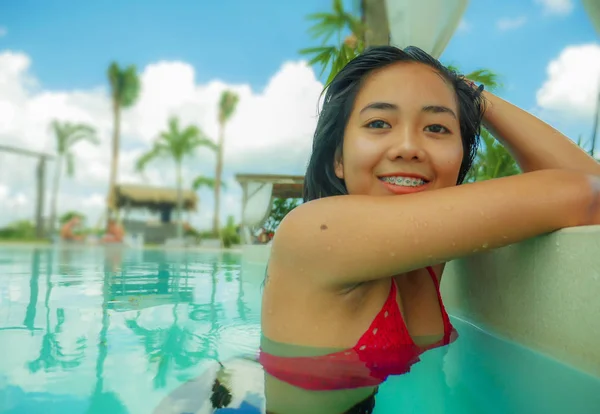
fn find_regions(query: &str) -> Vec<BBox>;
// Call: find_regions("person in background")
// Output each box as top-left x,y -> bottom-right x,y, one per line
59,215 -> 84,242
101,219 -> 125,243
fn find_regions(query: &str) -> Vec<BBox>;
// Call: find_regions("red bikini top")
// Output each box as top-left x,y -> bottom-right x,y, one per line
259,267 -> 457,391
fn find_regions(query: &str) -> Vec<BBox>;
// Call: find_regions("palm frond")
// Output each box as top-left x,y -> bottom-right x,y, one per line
219,90 -> 239,124
464,68 -> 501,90
135,146 -> 165,172
192,176 -> 217,191
108,62 -> 141,108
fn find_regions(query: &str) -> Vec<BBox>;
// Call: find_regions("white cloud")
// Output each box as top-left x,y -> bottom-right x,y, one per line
536,43 -> 600,120
0,50 -> 323,230
496,16 -> 528,31
534,0 -> 574,16
0,27 -> 6,37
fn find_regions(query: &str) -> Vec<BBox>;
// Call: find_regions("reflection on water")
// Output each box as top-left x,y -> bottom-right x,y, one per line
0,246 -> 261,413
1,246 -> 599,414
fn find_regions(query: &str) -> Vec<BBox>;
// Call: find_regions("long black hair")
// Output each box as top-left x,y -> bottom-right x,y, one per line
303,45 -> 485,202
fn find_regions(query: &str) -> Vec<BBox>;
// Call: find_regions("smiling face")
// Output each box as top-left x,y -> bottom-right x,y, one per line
334,62 -> 464,196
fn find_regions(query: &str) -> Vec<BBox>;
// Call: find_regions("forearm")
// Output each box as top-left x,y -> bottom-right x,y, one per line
481,91 -> 600,174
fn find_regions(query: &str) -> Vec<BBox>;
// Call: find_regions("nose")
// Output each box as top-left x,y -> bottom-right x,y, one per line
386,128 -> 426,162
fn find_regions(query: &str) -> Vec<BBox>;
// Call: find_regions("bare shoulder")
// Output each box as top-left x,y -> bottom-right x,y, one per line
271,170 -> 594,288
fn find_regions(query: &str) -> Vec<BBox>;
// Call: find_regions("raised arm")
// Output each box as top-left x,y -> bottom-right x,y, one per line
271,169 -> 599,288
481,91 -> 600,175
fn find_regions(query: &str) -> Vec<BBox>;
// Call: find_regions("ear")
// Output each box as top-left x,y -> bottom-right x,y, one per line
334,148 -> 344,180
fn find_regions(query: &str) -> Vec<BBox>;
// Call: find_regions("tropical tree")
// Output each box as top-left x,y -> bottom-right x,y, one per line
107,62 -> 141,221
136,116 -> 217,239
464,129 -> 520,183
300,0 -> 498,90
263,198 -> 302,233
48,120 -> 99,233
213,90 -> 239,235
299,0 -> 365,85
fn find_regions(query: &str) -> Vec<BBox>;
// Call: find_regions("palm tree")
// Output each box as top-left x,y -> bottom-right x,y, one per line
361,0 -> 389,47
107,62 -> 140,221
299,0 -> 365,85
213,90 -> 239,236
464,129 -> 520,183
48,120 -> 99,234
301,1 -> 495,88
136,116 -> 217,239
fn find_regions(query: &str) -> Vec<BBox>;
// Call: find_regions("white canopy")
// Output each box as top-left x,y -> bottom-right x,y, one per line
386,0 -> 470,58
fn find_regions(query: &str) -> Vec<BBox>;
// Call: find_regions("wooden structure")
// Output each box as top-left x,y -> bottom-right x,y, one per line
108,184 -> 199,244
109,184 -> 198,222
0,144 -> 54,238
234,174 -> 304,244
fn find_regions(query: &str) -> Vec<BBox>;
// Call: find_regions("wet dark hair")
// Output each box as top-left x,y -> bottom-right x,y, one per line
210,379 -> 233,408
303,45 -> 485,202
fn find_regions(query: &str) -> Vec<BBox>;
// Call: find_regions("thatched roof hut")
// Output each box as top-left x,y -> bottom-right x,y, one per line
109,184 -> 198,212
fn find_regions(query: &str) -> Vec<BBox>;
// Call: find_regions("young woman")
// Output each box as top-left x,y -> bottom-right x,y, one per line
258,45 -> 600,413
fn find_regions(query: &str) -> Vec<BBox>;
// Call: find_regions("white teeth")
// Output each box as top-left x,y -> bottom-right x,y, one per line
381,176 -> 426,187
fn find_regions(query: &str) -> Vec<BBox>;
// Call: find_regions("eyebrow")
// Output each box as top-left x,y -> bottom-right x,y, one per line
360,102 -> 457,120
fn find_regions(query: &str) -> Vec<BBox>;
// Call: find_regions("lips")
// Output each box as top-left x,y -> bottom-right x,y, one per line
377,172 -> 430,182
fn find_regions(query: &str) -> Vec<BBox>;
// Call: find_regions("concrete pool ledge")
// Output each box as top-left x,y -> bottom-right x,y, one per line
441,225 -> 600,378
239,227 -> 600,377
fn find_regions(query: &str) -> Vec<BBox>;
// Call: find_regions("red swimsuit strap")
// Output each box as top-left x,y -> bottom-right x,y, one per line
425,266 -> 453,341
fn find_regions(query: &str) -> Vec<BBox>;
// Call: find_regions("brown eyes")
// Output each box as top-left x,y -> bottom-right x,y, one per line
366,120 -> 391,129
365,120 -> 451,134
424,124 -> 451,134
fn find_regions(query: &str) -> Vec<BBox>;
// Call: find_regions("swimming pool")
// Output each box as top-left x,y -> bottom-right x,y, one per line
0,245 -> 598,413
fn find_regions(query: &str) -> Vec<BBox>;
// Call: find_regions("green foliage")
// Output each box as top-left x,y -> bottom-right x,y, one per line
218,90 -> 239,125
0,220 -> 36,239
136,117 -> 217,171
108,62 -> 141,108
221,215 -> 240,248
50,121 -> 99,175
465,129 -> 520,183
299,0 -> 364,85
59,211 -> 85,224
263,198 -> 302,233
192,175 -> 217,191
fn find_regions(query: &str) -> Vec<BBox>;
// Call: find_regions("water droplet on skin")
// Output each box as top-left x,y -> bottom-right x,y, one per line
326,246 -> 332,251
451,241 -> 457,247
389,252 -> 396,257
482,243 -> 489,249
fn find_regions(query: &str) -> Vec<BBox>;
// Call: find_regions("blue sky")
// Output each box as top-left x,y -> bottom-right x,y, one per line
0,0 -> 598,228
1,0 -> 596,110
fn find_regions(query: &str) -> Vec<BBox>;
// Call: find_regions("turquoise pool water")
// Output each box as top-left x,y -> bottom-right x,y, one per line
0,245 -> 598,413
